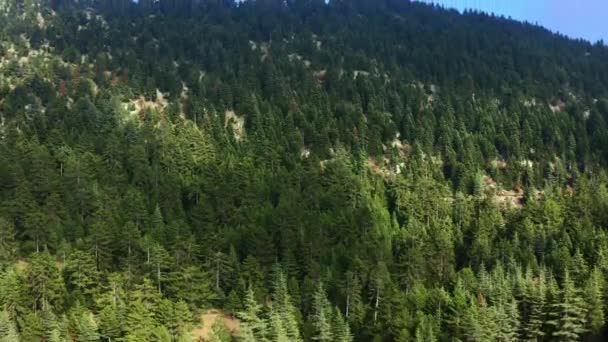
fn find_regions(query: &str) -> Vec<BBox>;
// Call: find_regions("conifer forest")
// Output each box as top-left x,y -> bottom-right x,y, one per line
1,0 -> 608,341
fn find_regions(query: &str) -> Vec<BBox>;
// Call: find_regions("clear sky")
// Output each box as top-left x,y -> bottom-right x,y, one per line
417,0 -> 607,43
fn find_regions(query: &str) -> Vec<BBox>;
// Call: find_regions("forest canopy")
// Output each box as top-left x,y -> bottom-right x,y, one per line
0,0 -> 608,341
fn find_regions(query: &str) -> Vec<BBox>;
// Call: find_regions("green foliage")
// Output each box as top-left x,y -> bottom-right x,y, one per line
547,271 -> 588,341
311,283 -> 333,341
0,1 -> 607,341
209,318 -> 232,342
0,218 -> 17,269
584,267 -> 605,334
0,310 -> 18,342
237,286 -> 268,342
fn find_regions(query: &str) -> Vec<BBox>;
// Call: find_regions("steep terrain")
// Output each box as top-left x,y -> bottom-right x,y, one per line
1,0 -> 608,341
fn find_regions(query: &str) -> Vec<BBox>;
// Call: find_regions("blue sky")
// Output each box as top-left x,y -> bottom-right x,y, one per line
417,0 -> 607,43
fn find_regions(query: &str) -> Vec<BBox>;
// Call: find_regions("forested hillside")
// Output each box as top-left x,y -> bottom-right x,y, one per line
1,0 -> 608,341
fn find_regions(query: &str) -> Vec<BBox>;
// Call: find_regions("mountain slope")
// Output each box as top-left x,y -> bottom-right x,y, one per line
0,1 -> 608,341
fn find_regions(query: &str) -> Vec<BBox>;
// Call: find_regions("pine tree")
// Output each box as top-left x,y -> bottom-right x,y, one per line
131,278 -> 162,309
73,308 -> 100,342
340,271 -> 364,326
446,278 -> 469,340
150,325 -> 172,341
0,309 -> 18,342
547,270 -> 588,341
332,307 -> 353,342
269,306 -> 289,342
24,209 -> 53,253
117,222 -> 139,273
41,307 -> 67,341
27,252 -> 65,312
208,318 -> 232,342
584,267 -> 605,334
20,312 -> 45,341
310,283 -> 333,342
237,286 -> 268,342
149,243 -> 171,295
237,322 -> 257,342
369,262 -> 392,326
0,218 -> 17,269
225,290 -> 242,315
155,298 -> 192,339
98,305 -> 123,341
88,216 -> 114,271
495,299 -> 520,341
0,267 -> 25,324
271,269 -> 302,342
125,300 -> 155,341
518,268 -> 546,341
414,313 -> 437,342
64,250 -> 100,301
172,300 -> 193,335
209,250 -> 233,295
166,265 -> 214,309
149,205 -> 166,243
463,296 -> 485,341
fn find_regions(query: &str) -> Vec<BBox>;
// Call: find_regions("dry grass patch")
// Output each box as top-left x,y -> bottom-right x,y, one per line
191,309 -> 239,341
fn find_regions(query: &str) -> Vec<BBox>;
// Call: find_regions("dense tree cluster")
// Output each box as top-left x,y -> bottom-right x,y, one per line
0,0 -> 608,341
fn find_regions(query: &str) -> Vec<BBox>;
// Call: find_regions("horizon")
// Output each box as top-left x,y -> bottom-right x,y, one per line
417,0 -> 607,44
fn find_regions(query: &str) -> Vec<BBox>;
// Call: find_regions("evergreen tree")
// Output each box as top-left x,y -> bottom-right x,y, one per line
1,2 -> 608,342
209,250 -> 234,295
495,299 -> 520,341
125,300 -> 156,341
0,310 -> 18,342
0,218 -> 17,269
269,305 -> 289,342
340,271 -> 364,326
332,307 -> 353,342
310,283 -> 333,342
271,269 -> 302,342
237,286 -> 268,342
518,268 -> 546,341
584,267 -> 605,334
98,304 -> 123,341
27,252 -> 65,312
446,278 -> 469,340
72,307 -> 100,342
64,250 -> 100,301
547,271 -> 588,341
208,318 -> 232,342
20,312 -> 45,342
150,325 -> 172,342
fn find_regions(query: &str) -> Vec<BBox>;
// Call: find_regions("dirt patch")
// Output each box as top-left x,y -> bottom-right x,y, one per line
313,69 -> 327,83
15,260 -> 29,272
249,40 -> 257,51
225,110 -> 245,141
288,54 -> 311,68
192,309 -> 239,342
495,188 -> 524,208
353,70 -> 370,79
259,42 -> 270,61
301,148 -> 311,159
483,175 -> 544,209
367,157 -> 397,178
123,89 -> 168,120
389,134 -> 411,159
523,98 -> 537,108
583,110 -> 590,119
490,159 -> 508,170
312,34 -> 322,50
549,99 -> 566,113
520,160 -> 533,168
